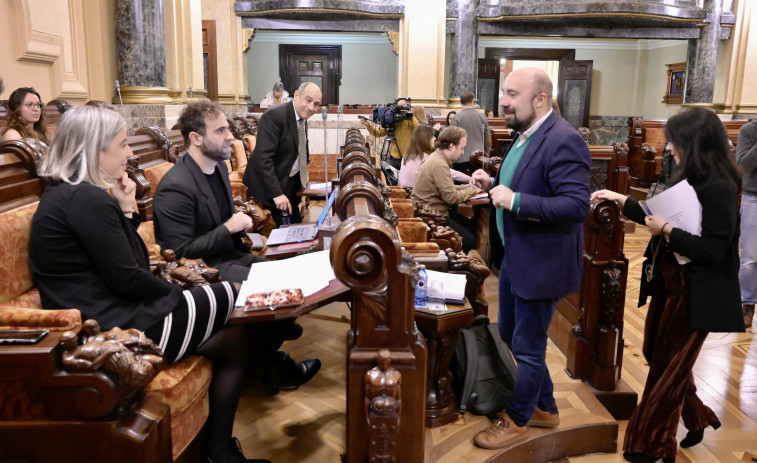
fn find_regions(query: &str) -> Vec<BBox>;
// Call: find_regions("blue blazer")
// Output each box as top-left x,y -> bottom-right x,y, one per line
489,112 -> 591,300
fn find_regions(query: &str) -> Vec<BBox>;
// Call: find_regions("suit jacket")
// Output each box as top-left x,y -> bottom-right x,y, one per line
489,111 -> 591,300
29,181 -> 181,331
153,153 -> 252,270
243,101 -> 308,208
624,182 -> 743,333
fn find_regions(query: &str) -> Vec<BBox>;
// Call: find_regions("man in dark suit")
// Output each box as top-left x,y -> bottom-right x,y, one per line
153,100 -> 320,395
470,68 -> 591,449
243,81 -> 322,225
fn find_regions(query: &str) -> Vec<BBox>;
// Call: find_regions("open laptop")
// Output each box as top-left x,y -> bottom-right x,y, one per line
265,190 -> 336,246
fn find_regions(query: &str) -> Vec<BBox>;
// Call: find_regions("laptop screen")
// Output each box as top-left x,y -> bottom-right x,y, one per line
316,189 -> 336,228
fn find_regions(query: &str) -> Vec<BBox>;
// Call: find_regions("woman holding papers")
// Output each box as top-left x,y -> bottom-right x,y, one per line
593,107 -> 743,463
28,106 -> 271,463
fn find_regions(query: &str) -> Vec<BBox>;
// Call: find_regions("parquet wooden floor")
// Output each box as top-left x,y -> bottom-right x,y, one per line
234,222 -> 757,462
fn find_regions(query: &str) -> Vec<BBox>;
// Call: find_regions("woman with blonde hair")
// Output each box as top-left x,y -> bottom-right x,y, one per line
2,87 -> 50,144
413,104 -> 429,126
399,125 -> 471,188
30,105 -> 272,463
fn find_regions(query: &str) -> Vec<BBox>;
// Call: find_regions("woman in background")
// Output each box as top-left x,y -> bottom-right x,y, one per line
413,104 -> 429,126
2,87 -> 50,144
260,81 -> 289,108
399,125 -> 471,188
593,107 -> 743,463
30,105 -> 271,463
445,111 -> 456,126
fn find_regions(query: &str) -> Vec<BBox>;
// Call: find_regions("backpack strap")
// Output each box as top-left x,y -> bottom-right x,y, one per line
458,328 -> 480,415
486,324 -> 517,375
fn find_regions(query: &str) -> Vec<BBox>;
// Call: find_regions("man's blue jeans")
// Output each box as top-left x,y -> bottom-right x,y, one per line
740,194 -> 757,305
498,259 -> 558,427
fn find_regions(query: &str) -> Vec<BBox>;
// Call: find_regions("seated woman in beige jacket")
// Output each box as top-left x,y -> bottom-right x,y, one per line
411,126 -> 478,252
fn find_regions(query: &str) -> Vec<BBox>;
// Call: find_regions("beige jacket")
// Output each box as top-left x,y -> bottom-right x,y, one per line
411,150 -> 476,215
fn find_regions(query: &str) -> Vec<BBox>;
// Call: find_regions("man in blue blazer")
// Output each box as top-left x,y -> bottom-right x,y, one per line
243,82 -> 322,225
471,68 -> 591,449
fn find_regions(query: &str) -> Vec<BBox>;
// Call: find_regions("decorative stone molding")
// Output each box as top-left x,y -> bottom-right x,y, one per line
387,31 -> 399,55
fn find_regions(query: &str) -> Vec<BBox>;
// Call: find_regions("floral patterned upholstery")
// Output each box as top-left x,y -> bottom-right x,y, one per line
137,221 -> 162,260
0,198 -> 212,460
145,355 -> 213,459
0,202 -> 38,305
143,162 -> 174,194
231,139 -> 247,172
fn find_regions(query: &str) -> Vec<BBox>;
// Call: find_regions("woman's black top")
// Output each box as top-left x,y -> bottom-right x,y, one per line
30,181 -> 181,331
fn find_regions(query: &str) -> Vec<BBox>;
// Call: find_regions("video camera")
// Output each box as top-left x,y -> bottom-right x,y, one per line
372,98 -> 413,130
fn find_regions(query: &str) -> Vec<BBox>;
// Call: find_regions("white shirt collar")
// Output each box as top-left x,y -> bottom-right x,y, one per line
293,100 -> 302,122
516,109 -> 553,147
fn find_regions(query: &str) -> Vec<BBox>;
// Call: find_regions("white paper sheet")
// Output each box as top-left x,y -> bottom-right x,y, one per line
234,250 -> 336,307
424,269 -> 467,303
639,179 -> 702,264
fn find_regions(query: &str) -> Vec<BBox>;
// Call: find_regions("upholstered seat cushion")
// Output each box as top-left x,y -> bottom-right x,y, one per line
145,355 -> 213,459
397,218 -> 428,243
0,304 -> 81,331
0,202 -> 38,304
143,162 -> 174,193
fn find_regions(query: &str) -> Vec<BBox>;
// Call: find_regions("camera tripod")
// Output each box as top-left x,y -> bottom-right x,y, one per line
378,128 -> 402,164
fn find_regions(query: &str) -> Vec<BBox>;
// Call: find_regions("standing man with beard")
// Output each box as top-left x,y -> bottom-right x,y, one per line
153,100 -> 322,395
470,68 -> 591,449
243,82 -> 322,225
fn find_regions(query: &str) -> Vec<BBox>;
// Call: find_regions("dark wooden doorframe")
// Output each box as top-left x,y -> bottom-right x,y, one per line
201,20 -> 218,101
484,47 -> 583,117
279,45 -> 341,105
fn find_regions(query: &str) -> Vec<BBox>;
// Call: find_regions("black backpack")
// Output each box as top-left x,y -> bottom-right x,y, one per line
451,315 -> 517,416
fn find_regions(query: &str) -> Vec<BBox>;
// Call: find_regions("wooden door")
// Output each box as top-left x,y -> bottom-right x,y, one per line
280,45 -> 341,105
477,58 -> 500,116
202,20 -> 218,101
557,60 -> 593,129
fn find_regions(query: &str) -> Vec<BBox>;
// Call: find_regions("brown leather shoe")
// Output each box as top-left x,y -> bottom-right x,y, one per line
473,412 -> 528,449
528,407 -> 560,428
744,304 -> 755,328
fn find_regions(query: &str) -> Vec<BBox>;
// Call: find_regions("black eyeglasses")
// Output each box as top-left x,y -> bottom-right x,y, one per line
24,103 -> 43,109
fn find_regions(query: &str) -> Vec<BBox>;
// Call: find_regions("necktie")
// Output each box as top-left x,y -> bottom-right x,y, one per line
298,119 -> 309,186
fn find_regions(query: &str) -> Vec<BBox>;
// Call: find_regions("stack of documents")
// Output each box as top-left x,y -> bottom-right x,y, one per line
638,179 -> 702,264
235,250 -> 336,307
424,269 -> 467,304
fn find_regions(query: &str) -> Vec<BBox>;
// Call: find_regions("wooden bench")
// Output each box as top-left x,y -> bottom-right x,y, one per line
626,117 -> 751,189
0,138 -> 213,463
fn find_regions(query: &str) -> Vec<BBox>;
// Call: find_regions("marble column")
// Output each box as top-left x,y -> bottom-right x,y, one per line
684,0 -> 721,103
116,0 -> 172,104
448,0 -> 479,107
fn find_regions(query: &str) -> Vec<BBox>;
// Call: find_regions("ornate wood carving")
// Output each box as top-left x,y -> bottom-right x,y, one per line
365,349 -> 402,462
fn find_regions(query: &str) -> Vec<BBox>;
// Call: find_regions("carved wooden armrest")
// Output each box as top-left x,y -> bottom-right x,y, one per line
153,249 -> 220,289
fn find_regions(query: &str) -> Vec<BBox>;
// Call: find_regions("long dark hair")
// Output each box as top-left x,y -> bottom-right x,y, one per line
665,107 -> 741,193
3,87 -> 49,144
404,125 -> 435,165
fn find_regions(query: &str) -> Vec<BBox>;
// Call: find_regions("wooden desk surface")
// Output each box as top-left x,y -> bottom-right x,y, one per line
229,278 -> 350,324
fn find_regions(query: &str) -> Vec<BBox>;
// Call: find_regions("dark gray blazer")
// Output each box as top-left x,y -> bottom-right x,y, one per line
242,101 -> 308,208
153,153 -> 253,271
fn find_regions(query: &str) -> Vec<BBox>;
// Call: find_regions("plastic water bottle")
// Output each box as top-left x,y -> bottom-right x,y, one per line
281,211 -> 291,225
415,265 -> 428,308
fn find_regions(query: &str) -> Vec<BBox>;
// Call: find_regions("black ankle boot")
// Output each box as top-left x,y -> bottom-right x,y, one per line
205,437 -> 271,463
680,420 -> 721,448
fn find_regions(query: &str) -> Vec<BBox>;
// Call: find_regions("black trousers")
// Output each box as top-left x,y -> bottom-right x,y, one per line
271,175 -> 303,226
446,208 -> 477,254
